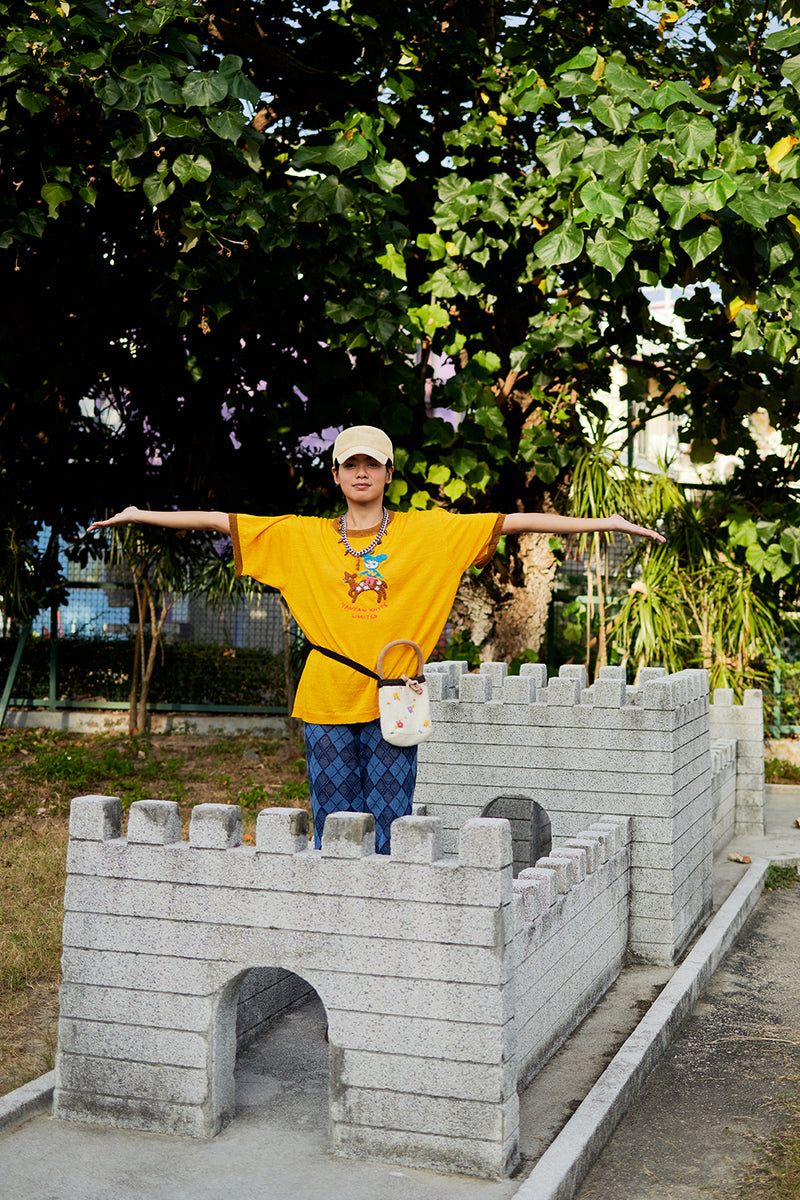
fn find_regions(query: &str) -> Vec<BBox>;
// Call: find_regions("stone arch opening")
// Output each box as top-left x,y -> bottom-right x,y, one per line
207,965 -> 331,1138
232,968 -> 330,1137
480,796 -> 551,877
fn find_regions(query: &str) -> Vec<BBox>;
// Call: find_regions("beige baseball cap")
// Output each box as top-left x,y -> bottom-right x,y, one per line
332,425 -> 394,465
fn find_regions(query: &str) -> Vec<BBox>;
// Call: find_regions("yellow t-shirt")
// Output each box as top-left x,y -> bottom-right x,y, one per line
230,508 -> 504,724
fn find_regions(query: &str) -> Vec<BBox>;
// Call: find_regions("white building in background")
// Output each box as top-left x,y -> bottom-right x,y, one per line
597,287 -> 780,487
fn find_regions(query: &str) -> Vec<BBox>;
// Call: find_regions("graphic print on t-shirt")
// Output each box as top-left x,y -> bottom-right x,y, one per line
343,551 -> 389,605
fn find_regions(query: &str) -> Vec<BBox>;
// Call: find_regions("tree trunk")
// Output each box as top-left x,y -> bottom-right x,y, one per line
449,531 -> 558,662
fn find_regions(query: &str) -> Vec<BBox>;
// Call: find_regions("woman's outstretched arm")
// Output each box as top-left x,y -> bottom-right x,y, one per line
87,506 -> 231,536
502,512 -> 665,542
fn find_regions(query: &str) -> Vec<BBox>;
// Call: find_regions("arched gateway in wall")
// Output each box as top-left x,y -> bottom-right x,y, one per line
55,793 -> 632,1179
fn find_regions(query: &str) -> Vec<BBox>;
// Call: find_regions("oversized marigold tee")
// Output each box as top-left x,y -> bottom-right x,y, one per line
230,508 -> 503,724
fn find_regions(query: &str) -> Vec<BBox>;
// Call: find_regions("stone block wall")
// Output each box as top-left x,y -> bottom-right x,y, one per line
418,662 -> 714,964
710,740 -> 737,857
512,815 -> 630,1088
55,798 -> 520,1177
709,689 -> 766,835
55,796 -> 631,1178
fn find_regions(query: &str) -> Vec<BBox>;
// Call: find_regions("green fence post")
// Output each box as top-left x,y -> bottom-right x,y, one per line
0,620 -> 33,731
49,602 -> 58,711
773,652 -> 783,739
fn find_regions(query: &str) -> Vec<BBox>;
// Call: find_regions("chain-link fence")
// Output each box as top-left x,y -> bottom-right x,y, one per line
1,545 -> 290,716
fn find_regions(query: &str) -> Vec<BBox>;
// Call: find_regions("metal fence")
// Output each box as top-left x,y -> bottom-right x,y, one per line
1,546 -> 290,719
765,654 -> 800,737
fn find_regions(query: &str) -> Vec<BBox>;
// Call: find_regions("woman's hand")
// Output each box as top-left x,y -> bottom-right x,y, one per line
607,513 -> 666,543
87,506 -> 140,532
87,508 -> 231,535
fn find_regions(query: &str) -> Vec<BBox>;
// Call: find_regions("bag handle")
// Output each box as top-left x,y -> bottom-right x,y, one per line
376,639 -> 425,681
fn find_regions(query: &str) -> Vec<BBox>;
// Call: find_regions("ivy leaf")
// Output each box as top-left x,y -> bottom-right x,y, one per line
579,180 -> 626,219
534,222 -> 584,267
668,113 -> 716,160
217,54 -> 261,105
362,157 -> 407,189
427,463 -> 451,485
40,182 -> 72,217
781,53 -> 800,92
16,88 -> 48,113
554,47 -> 598,74
780,527 -> 800,564
375,243 -> 407,280
626,203 -> 661,240
654,184 -> 707,230
535,131 -> 585,176
319,134 -> 370,170
182,72 -> 229,108
589,95 -> 632,132
172,154 -> 213,184
586,227 -> 632,277
143,163 -> 176,205
407,303 -> 450,336
207,109 -> 247,141
443,478 -> 467,502
681,224 -> 723,265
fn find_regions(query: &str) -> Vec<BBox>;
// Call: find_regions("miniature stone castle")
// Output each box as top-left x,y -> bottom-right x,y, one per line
53,664 -> 765,1179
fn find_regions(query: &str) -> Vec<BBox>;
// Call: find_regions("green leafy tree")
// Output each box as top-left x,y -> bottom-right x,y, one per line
5,0 -> 800,656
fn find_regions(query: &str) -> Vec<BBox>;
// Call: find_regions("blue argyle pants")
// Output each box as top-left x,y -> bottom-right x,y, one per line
303,720 -> 417,854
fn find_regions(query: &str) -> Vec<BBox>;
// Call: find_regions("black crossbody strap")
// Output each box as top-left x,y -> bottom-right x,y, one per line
307,643 -> 379,681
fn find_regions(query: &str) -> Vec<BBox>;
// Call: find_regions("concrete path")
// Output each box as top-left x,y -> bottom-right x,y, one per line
1,789 -> 798,1200
575,884 -> 800,1200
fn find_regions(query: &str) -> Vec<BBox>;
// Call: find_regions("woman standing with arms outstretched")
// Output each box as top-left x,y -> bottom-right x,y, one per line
88,424 -> 664,853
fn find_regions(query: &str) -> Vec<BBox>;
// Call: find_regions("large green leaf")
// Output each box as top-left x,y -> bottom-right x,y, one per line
143,163 -> 176,205
653,184 -> 707,229
781,528 -> 800,564
172,154 -> 213,184
667,113 -> 716,161
320,134 -> 370,170
579,181 -> 626,219
207,109 -> 247,142
782,53 -> 800,91
626,203 -> 660,240
375,243 -> 407,280
40,182 -> 71,217
181,72 -> 229,108
680,224 -> 723,265
363,157 -> 407,189
534,223 -> 584,267
586,227 -> 632,277
589,95 -> 632,131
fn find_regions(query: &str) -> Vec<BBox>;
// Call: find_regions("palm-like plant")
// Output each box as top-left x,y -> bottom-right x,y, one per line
566,425 -> 776,697
568,424 -> 683,679
609,497 -> 777,695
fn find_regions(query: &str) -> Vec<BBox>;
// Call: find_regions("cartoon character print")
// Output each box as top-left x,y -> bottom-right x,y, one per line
343,552 -> 389,604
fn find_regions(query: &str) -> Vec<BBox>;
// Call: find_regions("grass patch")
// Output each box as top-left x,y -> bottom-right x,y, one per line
765,758 -> 800,785
735,1088 -> 800,1200
0,726 -> 310,1095
764,864 -> 800,891
0,822 -> 68,1094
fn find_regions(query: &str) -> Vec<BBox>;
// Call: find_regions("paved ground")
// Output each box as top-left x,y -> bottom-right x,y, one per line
576,884 -> 800,1200
1,787 -> 798,1200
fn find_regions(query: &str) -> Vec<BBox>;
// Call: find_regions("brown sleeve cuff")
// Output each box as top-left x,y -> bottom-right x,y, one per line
229,514 -> 243,576
474,513 -> 505,569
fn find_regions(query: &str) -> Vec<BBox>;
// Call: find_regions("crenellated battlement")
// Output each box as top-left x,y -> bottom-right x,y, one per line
54,671 -> 766,1181
424,661 -> 711,718
56,795 -> 632,1178
417,664 -> 761,965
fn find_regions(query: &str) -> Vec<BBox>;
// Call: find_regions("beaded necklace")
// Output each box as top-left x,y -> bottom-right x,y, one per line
338,507 -> 389,558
